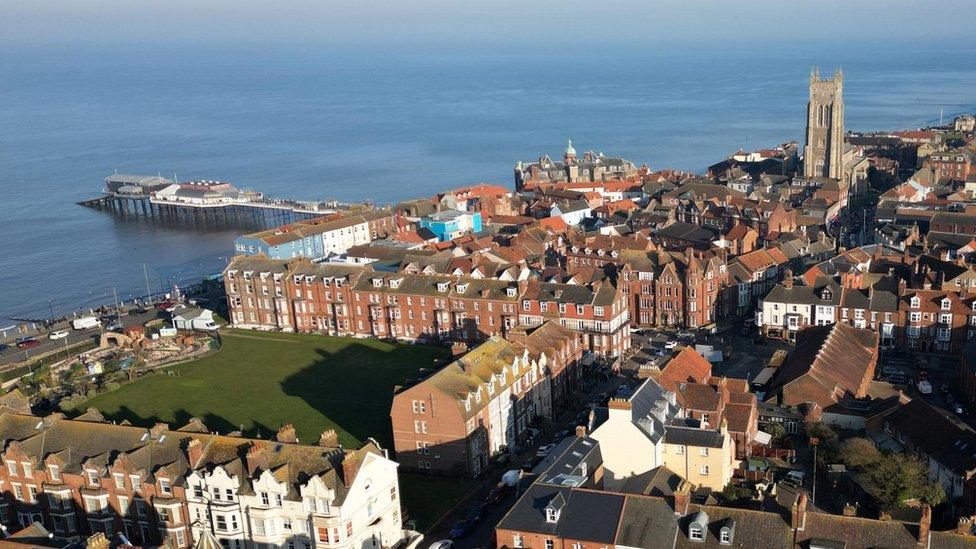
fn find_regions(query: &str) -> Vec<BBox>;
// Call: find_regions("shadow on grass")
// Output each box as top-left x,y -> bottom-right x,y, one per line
280,340 -> 449,449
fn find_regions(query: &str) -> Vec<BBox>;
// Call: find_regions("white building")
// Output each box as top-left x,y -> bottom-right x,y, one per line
757,277 -> 841,341
185,430 -> 404,549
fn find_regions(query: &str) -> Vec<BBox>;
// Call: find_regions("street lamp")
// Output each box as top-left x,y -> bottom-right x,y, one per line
809,436 -> 820,509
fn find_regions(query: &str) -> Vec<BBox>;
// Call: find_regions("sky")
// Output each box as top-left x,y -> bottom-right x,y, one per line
2,0 -> 975,51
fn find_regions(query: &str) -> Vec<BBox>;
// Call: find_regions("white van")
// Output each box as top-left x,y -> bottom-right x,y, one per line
71,316 -> 101,330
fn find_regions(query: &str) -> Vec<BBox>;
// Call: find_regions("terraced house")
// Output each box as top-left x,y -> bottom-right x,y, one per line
225,256 -> 629,356
391,322 -> 583,476
0,411 -> 403,549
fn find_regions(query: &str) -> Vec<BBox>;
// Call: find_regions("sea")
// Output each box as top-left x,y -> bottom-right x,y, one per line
1,44 -> 975,320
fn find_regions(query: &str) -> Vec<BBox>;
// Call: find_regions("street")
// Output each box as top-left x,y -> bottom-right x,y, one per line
420,373 -> 623,549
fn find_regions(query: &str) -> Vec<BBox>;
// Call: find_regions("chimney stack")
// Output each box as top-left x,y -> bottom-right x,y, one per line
186,438 -> 204,467
149,422 -> 169,440
319,429 -> 339,448
342,453 -> 362,486
576,425 -> 587,438
276,424 -> 298,444
85,533 -> 110,549
245,442 -> 267,472
673,485 -> 691,515
918,504 -> 932,546
842,503 -> 857,517
791,491 -> 808,531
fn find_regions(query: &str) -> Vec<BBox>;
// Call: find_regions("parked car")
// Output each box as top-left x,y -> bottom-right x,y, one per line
953,403 -> 965,415
71,316 -> 101,330
751,337 -> 767,346
99,313 -> 120,324
449,519 -> 476,539
127,307 -> 148,316
664,340 -> 679,350
536,444 -> 555,458
49,330 -> 69,340
154,302 -> 175,311
917,379 -> 933,395
106,321 -> 125,332
782,470 -> 806,488
15,337 -> 40,349
429,541 -> 454,549
486,482 -> 511,504
465,504 -> 486,522
676,330 -> 695,340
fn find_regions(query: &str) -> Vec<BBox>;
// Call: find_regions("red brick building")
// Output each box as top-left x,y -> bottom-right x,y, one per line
390,322 -> 583,476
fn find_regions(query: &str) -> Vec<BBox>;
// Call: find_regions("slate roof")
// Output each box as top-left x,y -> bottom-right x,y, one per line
663,425 -> 725,448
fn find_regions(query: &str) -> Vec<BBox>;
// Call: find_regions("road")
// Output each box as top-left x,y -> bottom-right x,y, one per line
421,374 -> 623,549
0,291 -> 225,370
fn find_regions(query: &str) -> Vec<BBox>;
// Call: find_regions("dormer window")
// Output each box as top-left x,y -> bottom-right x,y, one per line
546,507 -> 559,523
911,296 -> 920,308
506,287 -> 517,298
390,278 -> 403,289
689,525 -> 704,542
48,465 -> 61,483
437,282 -> 450,292
87,469 -> 99,486
942,298 -> 951,310
720,528 -> 732,544
372,278 -> 383,288
160,478 -> 172,495
457,283 -> 469,293
821,289 -> 832,301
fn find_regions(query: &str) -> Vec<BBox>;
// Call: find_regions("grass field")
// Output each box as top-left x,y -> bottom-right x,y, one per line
64,329 -> 449,448
62,329 -> 473,528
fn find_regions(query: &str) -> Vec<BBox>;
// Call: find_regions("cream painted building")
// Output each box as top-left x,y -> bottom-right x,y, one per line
661,423 -> 736,491
590,378 -> 736,492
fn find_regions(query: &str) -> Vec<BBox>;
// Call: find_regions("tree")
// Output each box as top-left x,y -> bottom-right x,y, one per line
839,438 -> 882,470
869,454 -> 945,508
764,422 -> 786,441
805,421 -> 837,441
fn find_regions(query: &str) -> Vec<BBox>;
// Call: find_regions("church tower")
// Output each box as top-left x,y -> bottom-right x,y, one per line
803,67 -> 844,179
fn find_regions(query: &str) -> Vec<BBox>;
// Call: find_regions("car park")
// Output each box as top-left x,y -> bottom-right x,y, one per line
49,330 -> 69,340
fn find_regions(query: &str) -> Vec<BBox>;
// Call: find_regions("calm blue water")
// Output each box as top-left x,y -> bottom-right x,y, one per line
1,45 -> 974,319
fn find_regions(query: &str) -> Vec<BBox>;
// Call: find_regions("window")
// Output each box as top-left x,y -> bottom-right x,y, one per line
21,463 -> 32,478
545,540 -> 554,549
546,508 -> 558,523
675,445 -> 684,455
700,465 -> 710,476
113,473 -> 125,489
193,483 -> 203,498
48,465 -> 61,483
699,447 -> 709,457
118,496 -> 129,515
690,526 -> 704,541
160,478 -> 172,495
6,461 -> 17,476
720,528 -> 732,544
88,470 -> 99,486
27,485 -> 37,503
513,535 -> 524,548
157,506 -> 171,523
261,492 -> 270,506
215,515 -> 227,532
130,474 -> 142,492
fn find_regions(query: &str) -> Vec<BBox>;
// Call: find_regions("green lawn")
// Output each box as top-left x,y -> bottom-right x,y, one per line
63,329 -> 449,449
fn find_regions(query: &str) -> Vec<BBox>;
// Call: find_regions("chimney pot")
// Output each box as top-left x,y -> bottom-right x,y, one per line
276,424 -> 298,444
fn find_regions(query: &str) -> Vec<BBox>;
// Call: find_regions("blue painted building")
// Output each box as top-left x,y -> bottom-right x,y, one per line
418,210 -> 483,241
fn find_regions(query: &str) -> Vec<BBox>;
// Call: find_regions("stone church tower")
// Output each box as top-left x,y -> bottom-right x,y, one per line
803,67 -> 844,179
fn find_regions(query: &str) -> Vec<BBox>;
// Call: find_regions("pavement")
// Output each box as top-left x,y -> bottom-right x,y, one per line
421,373 -> 623,549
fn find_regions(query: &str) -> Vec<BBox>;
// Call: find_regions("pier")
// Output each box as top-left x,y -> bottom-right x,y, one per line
78,176 -> 340,231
